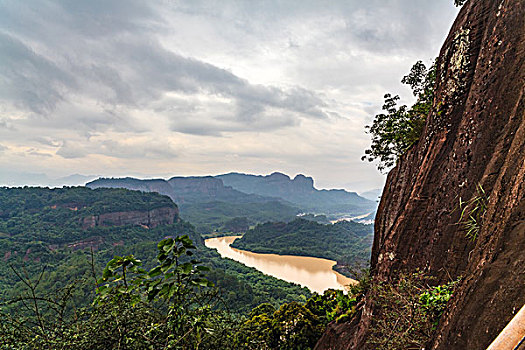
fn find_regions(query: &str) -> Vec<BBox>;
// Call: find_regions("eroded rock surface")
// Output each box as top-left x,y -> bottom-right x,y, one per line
316,0 -> 524,349
81,206 -> 178,229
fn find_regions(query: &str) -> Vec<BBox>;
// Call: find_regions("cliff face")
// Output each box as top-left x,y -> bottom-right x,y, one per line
82,206 -> 178,229
168,176 -> 226,197
316,0 -> 524,349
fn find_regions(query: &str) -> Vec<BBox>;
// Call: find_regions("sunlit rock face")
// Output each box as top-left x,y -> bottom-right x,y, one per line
316,1 -> 525,349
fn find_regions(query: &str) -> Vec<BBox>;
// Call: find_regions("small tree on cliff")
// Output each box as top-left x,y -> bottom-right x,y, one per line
362,60 -> 436,172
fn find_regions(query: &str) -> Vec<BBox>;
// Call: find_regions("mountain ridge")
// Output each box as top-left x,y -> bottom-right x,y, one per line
217,172 -> 375,215
87,172 -> 376,217
87,176 -> 280,205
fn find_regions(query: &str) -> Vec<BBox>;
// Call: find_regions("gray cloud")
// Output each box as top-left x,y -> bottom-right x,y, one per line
0,32 -> 75,114
0,118 -> 14,130
27,148 -> 52,158
0,0 -> 331,137
99,139 -> 179,159
32,137 -> 61,147
56,141 -> 88,159
0,0 -> 458,190
56,138 -> 179,160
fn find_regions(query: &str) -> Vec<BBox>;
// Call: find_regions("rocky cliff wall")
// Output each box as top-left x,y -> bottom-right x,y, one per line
316,0 -> 524,349
81,206 -> 178,229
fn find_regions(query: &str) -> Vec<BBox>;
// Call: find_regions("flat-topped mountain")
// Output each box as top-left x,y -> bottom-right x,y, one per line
217,172 -> 376,215
87,176 -> 300,233
87,173 -> 376,233
87,176 -> 277,204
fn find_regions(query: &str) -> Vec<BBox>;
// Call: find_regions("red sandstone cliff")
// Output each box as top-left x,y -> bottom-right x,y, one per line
316,0 -> 524,349
81,206 -> 178,229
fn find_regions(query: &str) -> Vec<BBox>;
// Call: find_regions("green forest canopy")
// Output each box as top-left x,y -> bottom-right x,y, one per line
0,187 -> 310,315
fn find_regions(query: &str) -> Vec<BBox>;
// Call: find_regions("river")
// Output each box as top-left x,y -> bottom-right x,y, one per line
204,236 -> 356,294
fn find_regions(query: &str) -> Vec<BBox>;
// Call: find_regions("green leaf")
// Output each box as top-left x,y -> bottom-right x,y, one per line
192,278 -> 211,287
148,266 -> 162,278
180,262 -> 193,274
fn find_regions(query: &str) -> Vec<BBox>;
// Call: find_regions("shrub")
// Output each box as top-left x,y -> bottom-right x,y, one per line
457,184 -> 489,241
368,273 -> 458,350
0,236 -> 238,350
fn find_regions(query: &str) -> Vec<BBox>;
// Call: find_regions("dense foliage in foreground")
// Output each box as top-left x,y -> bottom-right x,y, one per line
231,218 -> 374,276
0,236 -> 363,350
0,236 -> 456,350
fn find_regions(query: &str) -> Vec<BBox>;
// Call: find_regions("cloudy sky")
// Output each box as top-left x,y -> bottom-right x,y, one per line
0,0 -> 459,191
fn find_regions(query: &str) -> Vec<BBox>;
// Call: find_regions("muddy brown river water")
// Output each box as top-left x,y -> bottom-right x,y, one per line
204,236 -> 356,294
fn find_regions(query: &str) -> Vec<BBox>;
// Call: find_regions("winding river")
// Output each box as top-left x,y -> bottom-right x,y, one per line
205,236 -> 356,294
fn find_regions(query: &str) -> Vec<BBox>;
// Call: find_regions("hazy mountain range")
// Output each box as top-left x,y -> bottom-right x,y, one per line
87,172 -> 377,217
0,171 -> 98,187
359,188 -> 382,202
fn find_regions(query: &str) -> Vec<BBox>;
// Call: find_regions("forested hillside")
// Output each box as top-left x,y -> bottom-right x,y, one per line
231,218 -> 374,276
180,201 -> 300,234
0,187 -> 309,315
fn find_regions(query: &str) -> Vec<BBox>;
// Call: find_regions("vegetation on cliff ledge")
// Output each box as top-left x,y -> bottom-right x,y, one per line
367,273 -> 459,349
362,60 -> 436,171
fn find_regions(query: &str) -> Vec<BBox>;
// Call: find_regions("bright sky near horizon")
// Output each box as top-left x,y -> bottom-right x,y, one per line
0,1 -> 459,191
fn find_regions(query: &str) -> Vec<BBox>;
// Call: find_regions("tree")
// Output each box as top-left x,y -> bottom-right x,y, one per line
0,236 -> 236,350
362,60 -> 436,172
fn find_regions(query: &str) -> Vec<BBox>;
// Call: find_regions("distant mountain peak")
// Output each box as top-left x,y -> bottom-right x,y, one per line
292,174 -> 314,187
217,172 -> 376,215
268,172 -> 290,179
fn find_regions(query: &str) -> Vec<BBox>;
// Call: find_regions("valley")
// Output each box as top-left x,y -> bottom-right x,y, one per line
2,0 -> 524,348
0,187 -> 313,315
205,235 -> 356,294
0,177 -> 374,318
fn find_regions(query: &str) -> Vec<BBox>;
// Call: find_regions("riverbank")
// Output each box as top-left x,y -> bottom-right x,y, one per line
205,236 -> 356,294
230,218 -> 373,279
